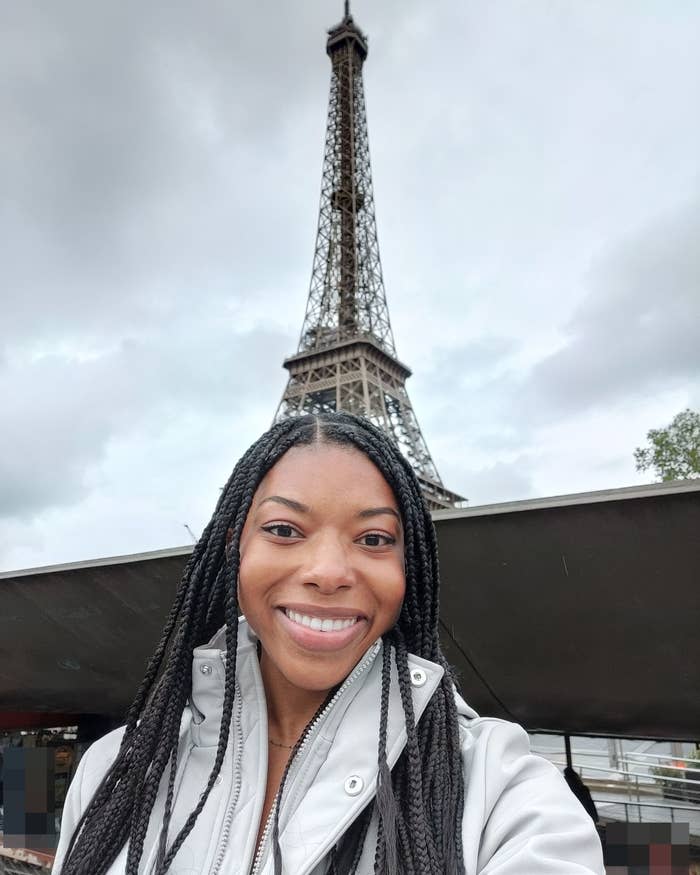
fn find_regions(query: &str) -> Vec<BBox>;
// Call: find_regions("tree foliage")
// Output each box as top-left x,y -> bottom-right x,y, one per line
634,408 -> 700,481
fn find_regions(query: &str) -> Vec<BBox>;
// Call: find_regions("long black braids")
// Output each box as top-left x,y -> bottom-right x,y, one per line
59,412 -> 465,875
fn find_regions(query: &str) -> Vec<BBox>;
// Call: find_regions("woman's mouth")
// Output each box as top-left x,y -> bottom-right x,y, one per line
284,608 -> 359,632
277,606 -> 367,652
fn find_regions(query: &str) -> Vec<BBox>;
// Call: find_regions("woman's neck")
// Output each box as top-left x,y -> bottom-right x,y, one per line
259,650 -> 330,745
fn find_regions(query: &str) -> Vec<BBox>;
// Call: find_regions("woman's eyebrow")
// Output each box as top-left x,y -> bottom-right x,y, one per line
258,497 -> 400,522
258,495 -> 310,513
357,506 -> 401,522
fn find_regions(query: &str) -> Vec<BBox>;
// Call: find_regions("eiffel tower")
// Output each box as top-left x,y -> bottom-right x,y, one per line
275,2 -> 464,510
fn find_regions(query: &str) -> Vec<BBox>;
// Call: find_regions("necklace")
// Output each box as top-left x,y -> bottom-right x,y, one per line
268,737 -> 295,750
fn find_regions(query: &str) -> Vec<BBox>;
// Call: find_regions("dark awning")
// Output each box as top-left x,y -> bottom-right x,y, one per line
435,480 -> 700,740
1,480 -> 698,739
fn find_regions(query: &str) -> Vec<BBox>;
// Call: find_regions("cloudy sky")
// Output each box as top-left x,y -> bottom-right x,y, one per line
2,0 -> 699,571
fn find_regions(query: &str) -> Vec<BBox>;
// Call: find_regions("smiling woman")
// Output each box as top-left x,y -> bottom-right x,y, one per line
51,413 -> 604,875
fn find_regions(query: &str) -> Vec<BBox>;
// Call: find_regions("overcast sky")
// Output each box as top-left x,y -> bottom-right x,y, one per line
2,0 -> 699,571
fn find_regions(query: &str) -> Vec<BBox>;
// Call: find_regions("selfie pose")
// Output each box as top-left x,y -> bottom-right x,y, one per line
53,413 -> 604,874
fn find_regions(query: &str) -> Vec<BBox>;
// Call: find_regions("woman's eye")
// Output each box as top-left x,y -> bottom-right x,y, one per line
358,532 -> 395,548
262,523 -> 300,539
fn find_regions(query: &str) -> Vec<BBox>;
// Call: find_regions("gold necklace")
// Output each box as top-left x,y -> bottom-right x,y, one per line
268,737 -> 294,750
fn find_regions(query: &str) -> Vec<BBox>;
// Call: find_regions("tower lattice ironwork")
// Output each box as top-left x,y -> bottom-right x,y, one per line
275,3 -> 464,510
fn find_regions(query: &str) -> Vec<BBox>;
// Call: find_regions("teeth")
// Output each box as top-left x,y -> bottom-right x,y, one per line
285,609 -> 358,632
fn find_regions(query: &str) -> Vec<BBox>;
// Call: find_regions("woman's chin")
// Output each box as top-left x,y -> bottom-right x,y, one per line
272,657 -> 354,695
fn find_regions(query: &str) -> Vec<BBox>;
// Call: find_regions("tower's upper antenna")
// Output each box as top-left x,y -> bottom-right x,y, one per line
344,0 -> 350,19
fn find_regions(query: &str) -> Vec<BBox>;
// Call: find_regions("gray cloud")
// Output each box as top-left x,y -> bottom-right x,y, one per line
455,460 -> 534,506
0,320 -> 290,518
523,198 -> 700,418
2,0 -> 355,344
406,199 -> 700,503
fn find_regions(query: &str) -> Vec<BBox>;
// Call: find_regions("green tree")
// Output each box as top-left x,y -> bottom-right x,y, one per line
634,409 -> 700,481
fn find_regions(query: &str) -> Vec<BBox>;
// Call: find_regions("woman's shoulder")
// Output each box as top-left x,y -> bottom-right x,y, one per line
452,690 -> 605,874
73,707 -> 194,799
52,725 -> 129,873
453,690 -> 531,750
453,691 -> 545,786
68,724 -> 128,808
83,724 -> 127,761
452,687 -> 572,800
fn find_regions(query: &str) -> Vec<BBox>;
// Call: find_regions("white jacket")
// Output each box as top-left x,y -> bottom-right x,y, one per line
53,620 -> 604,874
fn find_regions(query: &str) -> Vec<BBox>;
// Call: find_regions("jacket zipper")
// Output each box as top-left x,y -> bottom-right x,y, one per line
248,641 -> 380,875
248,797 -> 278,875
210,667 -> 245,875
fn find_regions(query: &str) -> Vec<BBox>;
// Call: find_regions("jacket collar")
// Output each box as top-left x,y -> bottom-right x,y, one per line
188,619 -> 257,746
188,618 -> 444,749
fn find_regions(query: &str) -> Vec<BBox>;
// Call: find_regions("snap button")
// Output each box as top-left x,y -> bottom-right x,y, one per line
410,667 -> 427,687
200,663 -> 213,675
344,775 -> 363,796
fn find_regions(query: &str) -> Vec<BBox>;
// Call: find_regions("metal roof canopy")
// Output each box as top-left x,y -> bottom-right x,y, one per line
1,481 -> 698,740
435,480 -> 700,741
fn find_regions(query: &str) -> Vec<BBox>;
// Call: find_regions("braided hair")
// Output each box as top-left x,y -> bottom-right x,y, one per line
60,412 -> 465,875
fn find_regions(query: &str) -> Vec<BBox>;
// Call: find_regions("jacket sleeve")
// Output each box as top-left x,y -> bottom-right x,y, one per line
460,717 -> 604,875
51,744 -> 91,874
51,725 -> 126,874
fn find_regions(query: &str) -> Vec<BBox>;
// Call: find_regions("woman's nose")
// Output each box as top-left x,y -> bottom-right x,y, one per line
302,534 -> 355,592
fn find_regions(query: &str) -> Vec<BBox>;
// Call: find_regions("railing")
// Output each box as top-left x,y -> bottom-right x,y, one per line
592,796 -> 700,825
531,743 -> 700,810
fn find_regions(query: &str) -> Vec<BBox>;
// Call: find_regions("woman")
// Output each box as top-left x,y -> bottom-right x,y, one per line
53,412 -> 604,874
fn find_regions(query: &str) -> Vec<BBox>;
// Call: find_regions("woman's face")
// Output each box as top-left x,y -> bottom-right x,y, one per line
237,443 -> 406,694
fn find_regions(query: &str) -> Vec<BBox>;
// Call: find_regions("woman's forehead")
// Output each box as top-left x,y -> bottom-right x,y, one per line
256,443 -> 398,510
